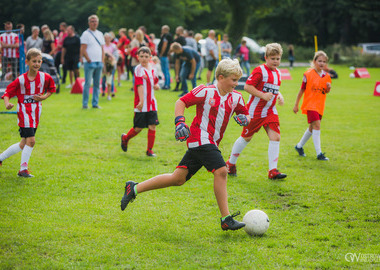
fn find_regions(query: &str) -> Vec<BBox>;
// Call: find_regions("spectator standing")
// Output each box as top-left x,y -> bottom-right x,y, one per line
80,14 -> 105,109
128,29 -> 146,88
221,34 -> 232,59
42,29 -> 55,56
1,21 -> 20,81
173,26 -> 186,91
157,25 -> 173,90
55,22 -> 68,84
61,25 -> 80,88
239,39 -> 250,75
26,26 -> 43,51
194,33 -> 204,80
185,30 -> 197,51
117,28 -> 130,81
288,44 -> 294,69
205,30 -> 218,85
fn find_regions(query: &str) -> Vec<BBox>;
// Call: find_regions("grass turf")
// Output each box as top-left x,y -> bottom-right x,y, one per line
0,65 -> 379,269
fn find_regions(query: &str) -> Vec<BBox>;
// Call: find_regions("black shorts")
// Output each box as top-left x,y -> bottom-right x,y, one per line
134,111 -> 159,128
177,144 -> 226,181
207,59 -> 216,71
19,127 -> 37,138
64,57 -> 79,71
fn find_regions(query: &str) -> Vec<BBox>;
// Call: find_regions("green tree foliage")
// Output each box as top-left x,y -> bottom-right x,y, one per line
98,0 -> 210,35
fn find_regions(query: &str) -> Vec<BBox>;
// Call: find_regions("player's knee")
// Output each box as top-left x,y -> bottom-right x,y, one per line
26,138 -> 36,147
214,166 -> 228,179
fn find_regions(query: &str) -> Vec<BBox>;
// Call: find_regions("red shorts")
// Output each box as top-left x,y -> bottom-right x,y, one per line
241,114 -> 280,138
307,110 -> 323,124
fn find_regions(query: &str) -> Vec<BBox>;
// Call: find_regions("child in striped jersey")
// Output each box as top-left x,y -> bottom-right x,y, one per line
0,48 -> 56,177
226,43 -> 287,180
120,58 -> 251,231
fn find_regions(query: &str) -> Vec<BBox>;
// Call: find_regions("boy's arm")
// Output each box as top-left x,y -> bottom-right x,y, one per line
277,92 -> 285,106
136,85 -> 144,111
3,96 -> 14,110
33,92 -> 52,102
293,88 -> 305,114
244,84 -> 273,102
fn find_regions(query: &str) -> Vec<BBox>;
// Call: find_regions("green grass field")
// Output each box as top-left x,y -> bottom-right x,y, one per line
1,65 -> 379,269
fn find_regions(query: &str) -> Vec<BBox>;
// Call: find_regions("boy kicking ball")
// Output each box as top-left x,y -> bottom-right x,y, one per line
0,48 -> 56,177
120,58 -> 250,231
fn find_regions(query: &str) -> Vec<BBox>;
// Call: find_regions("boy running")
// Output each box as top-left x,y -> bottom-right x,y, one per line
120,58 -> 250,231
226,43 -> 287,180
121,47 -> 160,157
293,51 -> 332,160
0,48 -> 56,177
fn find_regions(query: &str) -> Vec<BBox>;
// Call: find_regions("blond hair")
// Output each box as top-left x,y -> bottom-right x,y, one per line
194,33 -> 202,42
265,43 -> 283,57
43,29 -> 54,41
311,51 -> 329,69
170,42 -> 182,51
216,58 -> 242,79
26,48 -> 42,60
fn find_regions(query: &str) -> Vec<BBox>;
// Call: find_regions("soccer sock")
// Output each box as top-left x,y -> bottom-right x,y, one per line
0,143 -> 22,161
297,129 -> 312,148
20,145 -> 33,171
268,141 -> 280,170
229,137 -> 249,164
221,214 -> 230,221
124,128 -> 138,141
312,129 -> 322,155
134,185 -> 138,195
147,129 -> 156,150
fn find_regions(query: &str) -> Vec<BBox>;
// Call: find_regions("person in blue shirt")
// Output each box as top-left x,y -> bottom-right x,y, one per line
170,42 -> 200,97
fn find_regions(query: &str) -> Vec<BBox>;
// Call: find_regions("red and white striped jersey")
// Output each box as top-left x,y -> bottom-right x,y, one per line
134,64 -> 159,112
0,32 -> 19,58
180,84 -> 248,148
246,64 -> 282,119
1,72 -> 56,128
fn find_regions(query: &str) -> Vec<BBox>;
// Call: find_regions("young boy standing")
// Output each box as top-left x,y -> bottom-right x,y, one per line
226,43 -> 287,180
0,48 -> 56,177
120,58 -> 250,231
121,47 -> 160,157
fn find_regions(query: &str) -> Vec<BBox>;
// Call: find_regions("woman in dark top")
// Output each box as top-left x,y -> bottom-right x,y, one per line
42,29 -> 55,56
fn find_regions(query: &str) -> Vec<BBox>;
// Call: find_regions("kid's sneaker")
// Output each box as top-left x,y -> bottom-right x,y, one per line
317,152 -> 329,161
121,134 -> 128,152
17,169 -> 34,178
221,212 -> 245,231
121,181 -> 138,211
294,145 -> 306,157
146,149 -> 156,157
268,168 -> 287,180
226,160 -> 237,177
0,160 -> 2,166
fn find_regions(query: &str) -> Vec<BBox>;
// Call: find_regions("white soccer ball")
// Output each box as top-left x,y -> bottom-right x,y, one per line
349,73 -> 355,78
243,210 -> 270,236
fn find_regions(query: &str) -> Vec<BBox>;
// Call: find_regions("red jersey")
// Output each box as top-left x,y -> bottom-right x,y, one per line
1,72 -> 56,128
246,64 -> 281,119
134,64 -> 159,112
180,84 -> 248,148
0,32 -> 19,58
118,36 -> 130,55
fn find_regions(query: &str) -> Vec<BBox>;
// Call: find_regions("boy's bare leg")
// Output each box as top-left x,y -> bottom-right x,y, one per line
137,168 -> 188,193
213,166 -> 229,217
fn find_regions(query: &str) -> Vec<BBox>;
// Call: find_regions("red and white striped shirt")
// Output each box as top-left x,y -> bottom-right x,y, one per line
0,32 -> 19,58
246,64 -> 281,119
134,64 -> 159,112
1,72 -> 56,128
180,84 -> 248,148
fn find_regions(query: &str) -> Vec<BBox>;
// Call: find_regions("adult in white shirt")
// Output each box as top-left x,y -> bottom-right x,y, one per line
80,15 -> 105,109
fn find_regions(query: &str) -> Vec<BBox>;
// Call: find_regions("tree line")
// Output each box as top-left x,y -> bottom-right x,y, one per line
1,0 -> 379,46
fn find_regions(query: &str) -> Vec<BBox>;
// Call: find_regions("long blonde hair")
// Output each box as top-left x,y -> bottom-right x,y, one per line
311,51 -> 328,69
43,29 -> 54,41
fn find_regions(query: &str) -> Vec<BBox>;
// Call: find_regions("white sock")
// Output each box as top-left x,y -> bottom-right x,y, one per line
0,143 -> 22,161
312,129 -> 322,155
20,145 -> 33,171
297,129 -> 312,148
229,136 -> 249,164
268,141 -> 280,170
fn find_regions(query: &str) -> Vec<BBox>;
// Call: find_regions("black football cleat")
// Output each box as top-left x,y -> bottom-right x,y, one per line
221,212 -> 245,231
317,152 -> 329,161
295,145 -> 306,157
121,181 -> 137,210
121,134 -> 128,152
